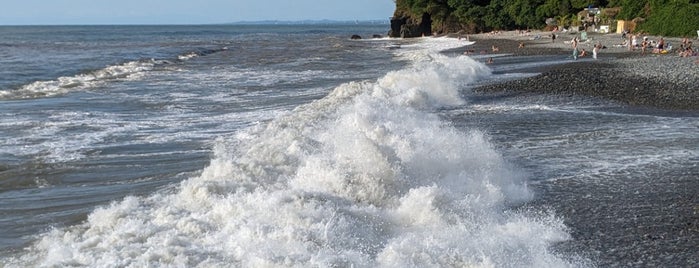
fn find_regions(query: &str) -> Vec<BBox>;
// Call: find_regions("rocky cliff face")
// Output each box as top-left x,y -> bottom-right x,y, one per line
388,12 -> 432,38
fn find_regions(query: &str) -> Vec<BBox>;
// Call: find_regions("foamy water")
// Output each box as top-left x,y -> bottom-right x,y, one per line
4,25 -> 697,267
1,32 -> 589,267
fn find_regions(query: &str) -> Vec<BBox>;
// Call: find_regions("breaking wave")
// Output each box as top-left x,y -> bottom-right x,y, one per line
0,48 -> 227,99
2,40 -> 589,267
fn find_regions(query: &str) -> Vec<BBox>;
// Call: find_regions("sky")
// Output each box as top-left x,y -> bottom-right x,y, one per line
0,0 -> 396,25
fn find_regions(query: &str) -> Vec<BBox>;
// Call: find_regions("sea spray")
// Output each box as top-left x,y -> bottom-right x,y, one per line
3,49 -> 586,267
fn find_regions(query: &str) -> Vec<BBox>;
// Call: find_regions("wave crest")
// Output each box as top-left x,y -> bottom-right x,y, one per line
4,45 -> 589,267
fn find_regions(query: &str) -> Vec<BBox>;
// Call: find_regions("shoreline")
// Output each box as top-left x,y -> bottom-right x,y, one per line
458,31 -> 699,111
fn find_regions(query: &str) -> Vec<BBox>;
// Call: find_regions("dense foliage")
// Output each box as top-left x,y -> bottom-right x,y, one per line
394,0 -> 699,36
634,0 -> 699,36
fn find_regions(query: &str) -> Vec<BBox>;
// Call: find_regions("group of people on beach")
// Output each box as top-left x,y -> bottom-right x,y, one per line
571,36 -> 601,60
634,36 -> 666,55
678,38 -> 695,58
626,34 -> 693,56
465,30 -> 698,64
615,34 -> 698,61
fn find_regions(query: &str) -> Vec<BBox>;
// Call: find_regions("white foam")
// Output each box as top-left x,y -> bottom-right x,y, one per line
399,36 -> 475,52
0,111 -> 134,163
4,42 -> 588,267
378,53 -> 490,108
395,37 -> 475,64
0,60 -> 155,99
177,52 -> 199,61
177,66 -> 328,88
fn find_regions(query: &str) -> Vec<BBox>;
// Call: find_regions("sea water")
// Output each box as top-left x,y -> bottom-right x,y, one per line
1,24 -> 697,267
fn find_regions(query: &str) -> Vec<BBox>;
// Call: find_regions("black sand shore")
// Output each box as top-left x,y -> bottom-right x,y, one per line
466,35 -> 699,111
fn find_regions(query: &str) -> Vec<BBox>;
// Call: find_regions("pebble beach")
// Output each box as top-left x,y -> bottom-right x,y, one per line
454,30 -> 699,267
464,30 -> 699,110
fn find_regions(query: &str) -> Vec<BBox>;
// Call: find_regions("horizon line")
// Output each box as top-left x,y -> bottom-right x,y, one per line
0,19 -> 391,27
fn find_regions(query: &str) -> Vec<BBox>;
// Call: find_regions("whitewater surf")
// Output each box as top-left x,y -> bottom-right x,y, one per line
1,33 -> 592,267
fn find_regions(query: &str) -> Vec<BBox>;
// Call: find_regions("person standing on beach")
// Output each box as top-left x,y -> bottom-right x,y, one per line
572,37 -> 579,60
593,43 -> 600,59
628,35 -> 633,51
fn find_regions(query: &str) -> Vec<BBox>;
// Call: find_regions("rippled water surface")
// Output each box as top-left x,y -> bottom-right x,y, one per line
1,24 -> 697,267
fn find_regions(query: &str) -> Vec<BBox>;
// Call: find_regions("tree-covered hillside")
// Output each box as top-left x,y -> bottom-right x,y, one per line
391,0 -> 699,37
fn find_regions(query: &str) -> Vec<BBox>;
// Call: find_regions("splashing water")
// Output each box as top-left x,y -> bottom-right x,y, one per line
3,46 -> 589,267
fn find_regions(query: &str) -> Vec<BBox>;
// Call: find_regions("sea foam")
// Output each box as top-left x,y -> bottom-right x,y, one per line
3,39 -> 588,267
0,48 -> 224,99
0,60 -> 156,99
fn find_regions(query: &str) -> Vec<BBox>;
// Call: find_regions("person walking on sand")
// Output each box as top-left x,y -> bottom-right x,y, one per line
572,37 -> 579,60
593,42 -> 600,59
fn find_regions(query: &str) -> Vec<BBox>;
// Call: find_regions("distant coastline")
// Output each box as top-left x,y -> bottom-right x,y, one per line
224,19 -> 390,25
0,20 -> 391,27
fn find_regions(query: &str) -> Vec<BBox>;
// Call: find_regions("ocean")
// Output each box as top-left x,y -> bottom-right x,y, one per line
1,24 -> 697,267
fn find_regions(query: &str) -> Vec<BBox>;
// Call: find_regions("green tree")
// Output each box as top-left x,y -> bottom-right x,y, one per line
535,0 -> 560,20
504,0 -> 546,28
570,0 -> 609,9
393,0 -> 697,36
638,1 -> 699,36
608,0 -> 648,19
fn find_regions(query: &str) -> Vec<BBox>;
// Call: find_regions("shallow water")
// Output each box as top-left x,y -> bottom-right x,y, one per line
447,93 -> 699,266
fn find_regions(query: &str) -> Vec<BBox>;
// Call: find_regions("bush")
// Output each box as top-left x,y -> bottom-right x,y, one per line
393,0 -> 699,37
638,2 -> 699,37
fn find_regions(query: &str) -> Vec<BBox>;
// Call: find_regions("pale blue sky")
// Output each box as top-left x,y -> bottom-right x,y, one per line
0,0 -> 396,25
